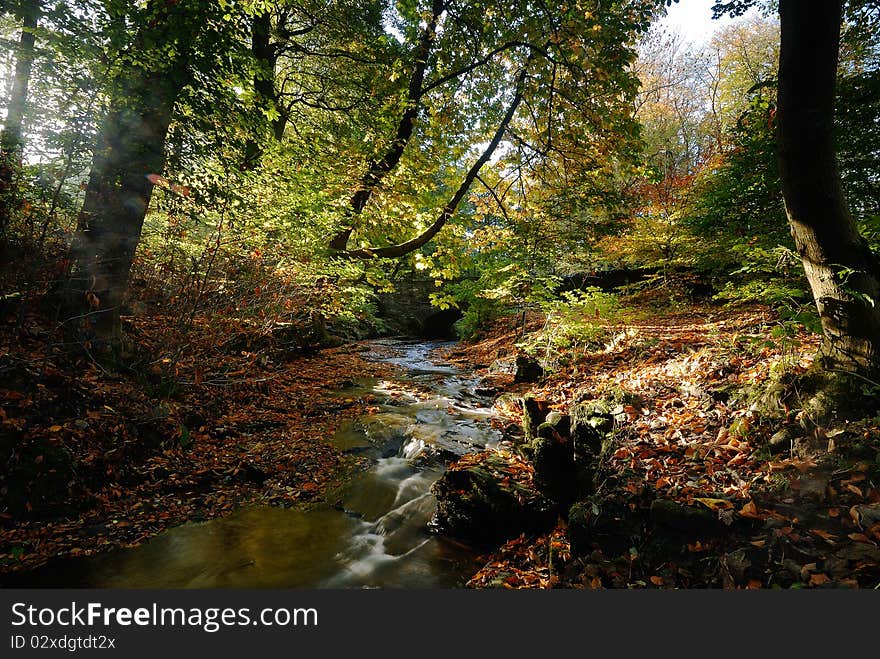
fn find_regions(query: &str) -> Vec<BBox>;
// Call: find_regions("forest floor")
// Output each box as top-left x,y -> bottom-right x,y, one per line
2,293 -> 879,588
0,307 -> 391,574
440,295 -> 880,589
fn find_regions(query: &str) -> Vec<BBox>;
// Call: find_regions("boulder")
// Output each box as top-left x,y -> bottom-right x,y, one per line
570,399 -> 618,434
519,394 -> 551,452
514,355 -> 544,383
569,401 -> 607,494
568,496 -> 639,557
430,451 -> 556,544
649,499 -> 723,534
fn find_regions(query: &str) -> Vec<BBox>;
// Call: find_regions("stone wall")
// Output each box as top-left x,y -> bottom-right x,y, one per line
376,277 -> 462,338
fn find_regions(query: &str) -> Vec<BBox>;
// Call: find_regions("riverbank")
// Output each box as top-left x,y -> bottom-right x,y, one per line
439,302 -> 880,588
4,299 -> 879,588
0,310 -> 392,574
2,336 -> 500,587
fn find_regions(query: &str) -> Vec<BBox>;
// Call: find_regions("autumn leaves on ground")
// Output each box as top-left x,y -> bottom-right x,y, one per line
2,290 -> 878,588
0,305 -> 392,571
446,301 -> 880,589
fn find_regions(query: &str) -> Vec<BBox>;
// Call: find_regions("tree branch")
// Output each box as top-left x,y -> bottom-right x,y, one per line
342,58 -> 533,260
476,173 -> 511,222
328,0 -> 445,251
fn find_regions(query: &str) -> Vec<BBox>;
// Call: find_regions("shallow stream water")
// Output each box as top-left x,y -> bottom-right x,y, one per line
11,341 -> 500,588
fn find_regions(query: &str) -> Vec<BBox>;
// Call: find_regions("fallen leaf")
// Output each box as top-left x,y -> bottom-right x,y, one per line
739,500 -> 760,518
845,484 -> 864,498
809,573 -> 830,586
848,533 -> 873,544
850,506 -> 861,525
694,497 -> 734,511
810,529 -> 837,545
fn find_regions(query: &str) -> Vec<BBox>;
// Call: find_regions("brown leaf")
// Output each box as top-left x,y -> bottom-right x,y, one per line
694,497 -> 734,511
848,533 -> 873,544
809,573 -> 830,586
809,529 -> 837,545
739,500 -> 760,518
845,484 -> 864,498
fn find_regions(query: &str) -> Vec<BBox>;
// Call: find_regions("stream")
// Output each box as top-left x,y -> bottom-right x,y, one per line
12,341 -> 500,588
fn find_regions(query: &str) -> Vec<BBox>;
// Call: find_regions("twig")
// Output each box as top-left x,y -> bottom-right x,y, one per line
826,368 -> 880,389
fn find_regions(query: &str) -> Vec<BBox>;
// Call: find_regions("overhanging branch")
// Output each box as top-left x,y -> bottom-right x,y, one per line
341,59 -> 533,260
328,0 -> 445,251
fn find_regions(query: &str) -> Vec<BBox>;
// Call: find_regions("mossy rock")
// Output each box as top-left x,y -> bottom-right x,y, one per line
569,390 -> 637,435
567,495 -> 641,557
569,402 -> 607,494
531,412 -> 576,503
431,453 -> 556,544
595,385 -> 643,409
567,499 -> 596,556
570,401 -> 610,447
539,411 -> 570,438
745,363 -> 880,425
649,499 -> 722,535
797,366 -> 880,423
514,355 -> 544,383
519,394 -> 551,454
571,400 -> 615,434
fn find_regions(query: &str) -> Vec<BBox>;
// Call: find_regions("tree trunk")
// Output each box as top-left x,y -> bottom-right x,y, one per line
328,0 -> 444,251
243,11 -> 286,167
64,18 -> 192,358
1,0 -> 39,157
345,59 -> 532,260
0,0 -> 40,236
777,0 -> 880,377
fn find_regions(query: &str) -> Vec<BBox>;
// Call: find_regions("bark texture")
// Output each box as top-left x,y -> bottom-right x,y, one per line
777,0 -> 880,377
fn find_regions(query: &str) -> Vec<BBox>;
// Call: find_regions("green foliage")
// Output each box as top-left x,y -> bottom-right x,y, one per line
686,94 -> 789,272
712,245 -> 808,304
519,287 -> 620,370
444,265 -> 563,340
836,67 -> 880,235
3,0 -> 877,356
